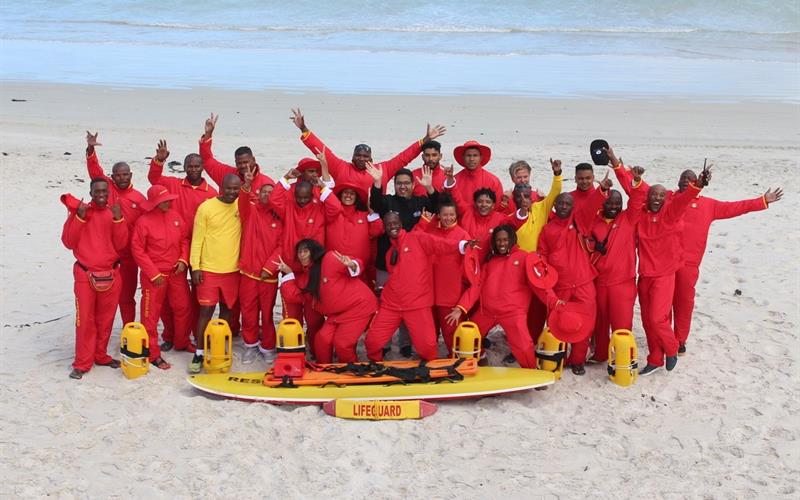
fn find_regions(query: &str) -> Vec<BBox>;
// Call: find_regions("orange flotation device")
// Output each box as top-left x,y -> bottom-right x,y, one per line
263,358 -> 478,387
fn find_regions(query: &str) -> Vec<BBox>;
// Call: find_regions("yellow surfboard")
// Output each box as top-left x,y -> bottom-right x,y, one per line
187,367 -> 555,404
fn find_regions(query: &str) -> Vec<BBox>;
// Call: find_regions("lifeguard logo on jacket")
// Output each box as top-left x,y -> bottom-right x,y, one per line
271,223 -> 277,228
307,218 -> 314,224
404,247 -> 409,252
323,277 -> 328,283
131,203 -> 137,208
174,220 -> 180,226
513,260 -> 519,266
357,219 -> 364,224
691,203 -> 697,208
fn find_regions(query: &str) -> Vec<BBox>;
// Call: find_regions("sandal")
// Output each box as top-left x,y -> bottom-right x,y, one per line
69,368 -> 85,380
571,364 -> 586,376
98,359 -> 121,369
152,357 -> 171,370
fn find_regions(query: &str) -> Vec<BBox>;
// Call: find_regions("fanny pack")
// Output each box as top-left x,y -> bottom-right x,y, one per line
77,261 -> 120,292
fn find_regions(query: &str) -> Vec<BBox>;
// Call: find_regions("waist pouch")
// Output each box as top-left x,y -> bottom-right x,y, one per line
77,261 -> 120,292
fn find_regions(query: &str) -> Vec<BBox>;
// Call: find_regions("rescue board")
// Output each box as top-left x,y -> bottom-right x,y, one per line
187,367 -> 555,404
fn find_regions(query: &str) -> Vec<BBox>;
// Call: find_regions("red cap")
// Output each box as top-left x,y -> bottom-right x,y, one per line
296,157 -> 321,172
453,140 -> 491,168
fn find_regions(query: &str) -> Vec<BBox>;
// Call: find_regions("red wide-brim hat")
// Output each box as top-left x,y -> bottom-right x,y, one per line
143,184 -> 178,211
297,157 -> 321,172
525,252 -> 559,291
453,140 -> 491,168
548,301 -> 594,344
333,182 -> 368,204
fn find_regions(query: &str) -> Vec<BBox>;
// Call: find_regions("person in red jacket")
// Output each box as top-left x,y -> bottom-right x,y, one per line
587,170 -> 647,363
413,197 -> 472,354
570,163 -> 597,212
131,185 -> 193,370
364,212 -> 474,361
290,107 -> 446,194
636,167 -> 710,375
442,164 -> 511,260
411,141 -> 447,196
84,131 -> 145,327
198,113 -> 275,192
278,240 -> 379,363
61,179 -> 128,379
149,139 -> 217,352
446,225 -> 538,368
271,168 -> 339,347
538,173 -> 611,375
671,170 -> 783,353
451,140 -> 504,209
238,167 -> 283,364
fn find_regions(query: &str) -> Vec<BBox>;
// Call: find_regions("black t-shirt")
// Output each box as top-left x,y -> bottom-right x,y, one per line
370,185 -> 439,270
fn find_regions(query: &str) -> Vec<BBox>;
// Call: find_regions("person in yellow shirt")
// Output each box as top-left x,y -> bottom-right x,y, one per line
189,173 -> 242,373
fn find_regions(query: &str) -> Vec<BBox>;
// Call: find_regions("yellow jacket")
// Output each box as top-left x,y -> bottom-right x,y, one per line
516,174 -> 562,251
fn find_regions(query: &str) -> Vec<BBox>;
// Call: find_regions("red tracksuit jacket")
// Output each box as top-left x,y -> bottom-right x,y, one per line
445,181 -> 510,259
86,152 -> 145,258
679,195 -> 767,267
381,230 -> 463,311
453,167 -> 504,212
199,138 -> 275,192
301,131 -> 422,194
325,202 -> 384,265
538,189 -> 605,290
636,183 -> 703,277
590,185 -> 648,286
61,204 -> 129,271
569,186 -> 597,212
411,165 -> 447,197
414,216 -> 472,307
270,179 -> 338,271
237,192 -> 283,279
131,208 -> 190,281
281,253 -> 378,322
457,246 -> 531,317
147,159 -> 217,232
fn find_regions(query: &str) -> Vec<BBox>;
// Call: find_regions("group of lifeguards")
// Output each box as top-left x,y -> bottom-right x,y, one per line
60,110 -> 784,380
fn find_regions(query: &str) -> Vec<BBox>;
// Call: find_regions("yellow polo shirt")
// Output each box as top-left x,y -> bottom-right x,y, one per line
190,197 -> 241,273
516,174 -> 562,251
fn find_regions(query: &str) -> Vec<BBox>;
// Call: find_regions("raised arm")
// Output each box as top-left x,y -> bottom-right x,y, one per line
378,123 -> 446,184
292,108 -> 350,180
442,164 -> 471,216
539,158 -> 564,214
85,131 -> 111,183
198,113 -> 234,186
148,139 -> 171,185
711,187 -> 781,220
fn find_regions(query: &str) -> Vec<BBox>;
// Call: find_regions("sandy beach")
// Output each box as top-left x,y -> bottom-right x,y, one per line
1,81 -> 798,498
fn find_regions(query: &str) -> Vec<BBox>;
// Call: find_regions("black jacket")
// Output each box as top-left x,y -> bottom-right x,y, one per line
370,185 -> 439,270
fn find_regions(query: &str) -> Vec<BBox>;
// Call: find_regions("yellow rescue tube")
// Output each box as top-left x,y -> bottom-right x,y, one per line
608,329 -> 638,387
120,322 -> 149,380
204,319 -> 233,374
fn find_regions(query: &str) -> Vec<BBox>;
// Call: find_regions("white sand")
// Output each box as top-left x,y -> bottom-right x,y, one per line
1,82 -> 798,498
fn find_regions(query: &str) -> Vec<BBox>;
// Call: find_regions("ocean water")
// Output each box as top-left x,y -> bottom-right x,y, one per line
1,0 -> 798,100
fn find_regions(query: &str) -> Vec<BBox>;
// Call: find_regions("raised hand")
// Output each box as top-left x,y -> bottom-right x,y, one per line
273,255 -> 293,275
76,199 -> 89,219
333,250 -> 357,271
291,108 -> 308,132
598,170 -> 613,192
203,113 -> 218,139
631,166 -> 646,183
173,261 -> 187,275
550,158 -> 562,175
444,307 -> 463,326
86,131 -> 102,148
444,163 -> 455,181
698,159 -> 713,187
314,146 -> 330,181
604,146 -> 621,168
365,161 -> 382,186
419,165 -> 433,189
111,202 -> 122,221
424,123 -> 447,142
764,187 -> 783,205
155,139 -> 170,163
284,167 -> 301,180
242,165 -> 255,190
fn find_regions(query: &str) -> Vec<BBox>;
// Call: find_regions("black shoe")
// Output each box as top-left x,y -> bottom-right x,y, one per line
483,337 -> 492,349
382,346 -> 390,358
678,344 -> 686,356
477,355 -> 489,367
503,353 -> 516,364
69,368 -> 85,380
639,364 -> 662,376
571,364 -> 586,376
98,359 -> 121,369
665,355 -> 678,371
160,341 -> 174,352
400,345 -> 413,358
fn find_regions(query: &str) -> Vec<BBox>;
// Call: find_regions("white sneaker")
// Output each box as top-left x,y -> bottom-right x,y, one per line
260,348 -> 277,364
242,346 -> 260,364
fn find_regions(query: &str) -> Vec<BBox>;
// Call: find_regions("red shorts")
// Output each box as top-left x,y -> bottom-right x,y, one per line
197,271 -> 240,307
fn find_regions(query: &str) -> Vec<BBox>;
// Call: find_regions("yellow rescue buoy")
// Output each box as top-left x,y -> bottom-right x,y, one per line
608,329 -> 638,387
273,318 -> 306,378
203,319 -> 232,374
536,327 -> 566,380
120,322 -> 149,379
452,321 -> 482,359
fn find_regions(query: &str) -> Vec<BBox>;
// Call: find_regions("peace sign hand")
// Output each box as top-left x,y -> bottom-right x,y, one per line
333,250 -> 357,271
273,255 -> 292,275
203,113 -> 218,139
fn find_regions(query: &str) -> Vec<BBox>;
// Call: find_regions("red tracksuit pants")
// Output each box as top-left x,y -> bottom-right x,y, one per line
527,294 -> 548,345
672,264 -> 699,346
592,279 -> 636,362
471,310 -> 537,369
434,305 -> 460,355
240,276 -> 278,350
118,256 -> 138,325
140,271 -> 192,360
282,297 -> 324,358
314,313 -> 375,364
639,274 -> 679,366
553,283 -> 597,366
365,307 -> 438,361
72,264 -> 122,371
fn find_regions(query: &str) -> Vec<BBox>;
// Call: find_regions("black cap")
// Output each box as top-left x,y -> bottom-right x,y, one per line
590,139 -> 609,166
